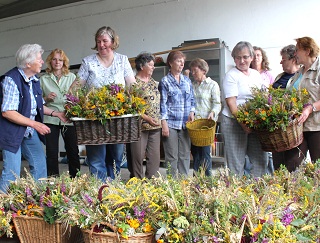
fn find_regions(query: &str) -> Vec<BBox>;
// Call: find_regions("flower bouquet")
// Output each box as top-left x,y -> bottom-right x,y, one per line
64,84 -> 147,145
237,87 -> 310,152
0,171 -> 86,243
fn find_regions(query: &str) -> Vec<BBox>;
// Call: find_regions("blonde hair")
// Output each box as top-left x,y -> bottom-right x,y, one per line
92,26 -> 119,51
45,49 -> 70,75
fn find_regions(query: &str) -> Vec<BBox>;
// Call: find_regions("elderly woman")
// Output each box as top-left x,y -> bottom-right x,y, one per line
279,37 -> 320,171
272,44 -> 300,89
221,41 -> 269,177
189,58 -> 221,176
70,26 -> 135,181
159,50 -> 195,176
128,53 -> 162,179
0,44 -> 67,192
251,46 -> 274,87
40,49 -> 80,178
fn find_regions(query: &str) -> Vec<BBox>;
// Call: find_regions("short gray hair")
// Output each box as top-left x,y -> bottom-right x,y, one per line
15,44 -> 44,69
231,41 -> 254,59
280,44 -> 297,62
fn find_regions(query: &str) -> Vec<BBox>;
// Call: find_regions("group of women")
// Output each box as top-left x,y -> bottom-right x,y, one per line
1,25 -> 319,189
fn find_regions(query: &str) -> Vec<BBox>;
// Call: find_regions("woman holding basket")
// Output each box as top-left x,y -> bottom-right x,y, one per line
188,58 -> 221,176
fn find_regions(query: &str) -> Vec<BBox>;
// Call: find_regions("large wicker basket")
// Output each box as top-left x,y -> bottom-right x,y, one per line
82,222 -> 153,243
186,119 -> 216,147
255,119 -> 303,152
13,216 -> 84,243
71,114 -> 141,145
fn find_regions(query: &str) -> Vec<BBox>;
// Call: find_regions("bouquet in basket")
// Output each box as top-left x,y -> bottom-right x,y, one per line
236,86 -> 310,132
64,83 -> 147,124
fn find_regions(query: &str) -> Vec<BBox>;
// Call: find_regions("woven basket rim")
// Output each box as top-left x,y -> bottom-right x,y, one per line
186,119 -> 215,130
70,114 -> 140,121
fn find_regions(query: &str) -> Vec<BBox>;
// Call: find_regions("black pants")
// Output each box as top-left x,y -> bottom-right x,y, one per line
273,131 -> 320,172
45,124 -> 80,177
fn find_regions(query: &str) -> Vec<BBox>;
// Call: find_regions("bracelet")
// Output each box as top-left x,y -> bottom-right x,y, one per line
50,110 -> 55,117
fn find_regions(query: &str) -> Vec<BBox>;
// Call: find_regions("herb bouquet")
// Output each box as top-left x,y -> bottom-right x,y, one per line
236,87 -> 310,152
64,84 -> 147,145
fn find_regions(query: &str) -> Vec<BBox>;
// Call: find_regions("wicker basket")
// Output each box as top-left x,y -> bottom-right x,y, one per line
71,114 -> 141,145
82,222 -> 153,243
186,119 -> 216,147
13,216 -> 84,243
255,119 -> 303,152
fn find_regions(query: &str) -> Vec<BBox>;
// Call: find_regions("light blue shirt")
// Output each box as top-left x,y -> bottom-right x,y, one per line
159,72 -> 195,129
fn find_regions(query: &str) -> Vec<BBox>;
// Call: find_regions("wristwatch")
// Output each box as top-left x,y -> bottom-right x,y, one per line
312,104 -> 317,112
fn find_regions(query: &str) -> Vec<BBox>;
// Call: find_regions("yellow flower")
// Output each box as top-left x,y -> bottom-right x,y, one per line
127,218 -> 140,229
253,222 -> 262,233
143,223 -> 153,232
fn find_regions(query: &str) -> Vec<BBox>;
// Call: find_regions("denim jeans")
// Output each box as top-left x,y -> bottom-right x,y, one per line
86,144 -> 124,181
0,132 -> 47,192
191,144 -> 212,176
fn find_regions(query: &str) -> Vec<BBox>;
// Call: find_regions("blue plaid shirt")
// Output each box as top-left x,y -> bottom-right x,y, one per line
1,68 -> 38,137
159,72 -> 195,129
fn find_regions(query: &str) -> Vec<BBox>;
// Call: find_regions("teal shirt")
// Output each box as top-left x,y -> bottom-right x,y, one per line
40,72 -> 76,125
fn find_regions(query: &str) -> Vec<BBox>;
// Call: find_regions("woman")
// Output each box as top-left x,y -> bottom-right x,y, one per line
272,44 -> 300,89
70,26 -> 135,181
0,44 -> 67,192
221,41 -> 268,177
129,53 -> 161,179
189,58 -> 221,176
279,37 -> 320,171
40,49 -> 80,178
251,46 -> 274,87
159,50 -> 195,177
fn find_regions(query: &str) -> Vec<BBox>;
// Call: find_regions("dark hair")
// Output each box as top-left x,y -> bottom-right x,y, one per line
280,44 -> 297,62
92,26 -> 119,51
166,50 -> 186,67
231,41 -> 254,59
295,36 -> 320,58
189,58 -> 209,74
252,46 -> 271,71
45,48 -> 70,75
135,52 -> 155,71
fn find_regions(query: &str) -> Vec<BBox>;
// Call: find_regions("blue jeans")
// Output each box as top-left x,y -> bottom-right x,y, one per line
86,144 -> 124,181
0,132 -> 47,192
191,145 -> 212,176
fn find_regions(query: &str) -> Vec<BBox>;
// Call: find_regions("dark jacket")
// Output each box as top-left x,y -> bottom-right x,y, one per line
0,67 -> 45,153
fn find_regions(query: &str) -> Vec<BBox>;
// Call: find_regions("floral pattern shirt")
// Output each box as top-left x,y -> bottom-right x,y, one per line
135,77 -> 161,131
77,52 -> 134,88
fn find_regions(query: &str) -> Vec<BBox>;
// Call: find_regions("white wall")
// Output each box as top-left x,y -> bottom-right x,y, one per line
1,0 -> 320,77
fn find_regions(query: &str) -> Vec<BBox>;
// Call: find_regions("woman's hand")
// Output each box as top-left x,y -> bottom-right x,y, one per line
207,112 -> 214,120
298,105 -> 313,124
143,115 -> 160,127
46,92 -> 57,102
161,120 -> 169,137
238,122 -> 252,134
188,112 -> 195,122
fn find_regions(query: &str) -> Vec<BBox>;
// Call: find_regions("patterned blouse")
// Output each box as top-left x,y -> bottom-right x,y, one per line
77,52 -> 134,88
135,76 -> 161,131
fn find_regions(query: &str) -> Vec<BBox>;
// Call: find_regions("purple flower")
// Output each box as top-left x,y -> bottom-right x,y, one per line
66,93 -> 80,104
46,200 -> 53,207
209,218 -> 214,224
268,94 -> 272,105
83,194 -> 93,205
80,208 -> 89,216
60,183 -> 66,193
25,187 -> 32,197
133,206 -> 146,222
281,212 -> 294,226
261,239 -> 269,243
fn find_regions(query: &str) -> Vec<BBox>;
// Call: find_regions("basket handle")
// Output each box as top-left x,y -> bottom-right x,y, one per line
201,126 -> 209,130
89,221 -> 119,241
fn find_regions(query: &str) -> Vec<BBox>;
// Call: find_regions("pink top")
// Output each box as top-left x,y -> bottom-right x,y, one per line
260,70 -> 274,87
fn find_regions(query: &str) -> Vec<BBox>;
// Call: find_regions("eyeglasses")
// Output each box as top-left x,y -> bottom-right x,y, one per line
235,55 -> 251,61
